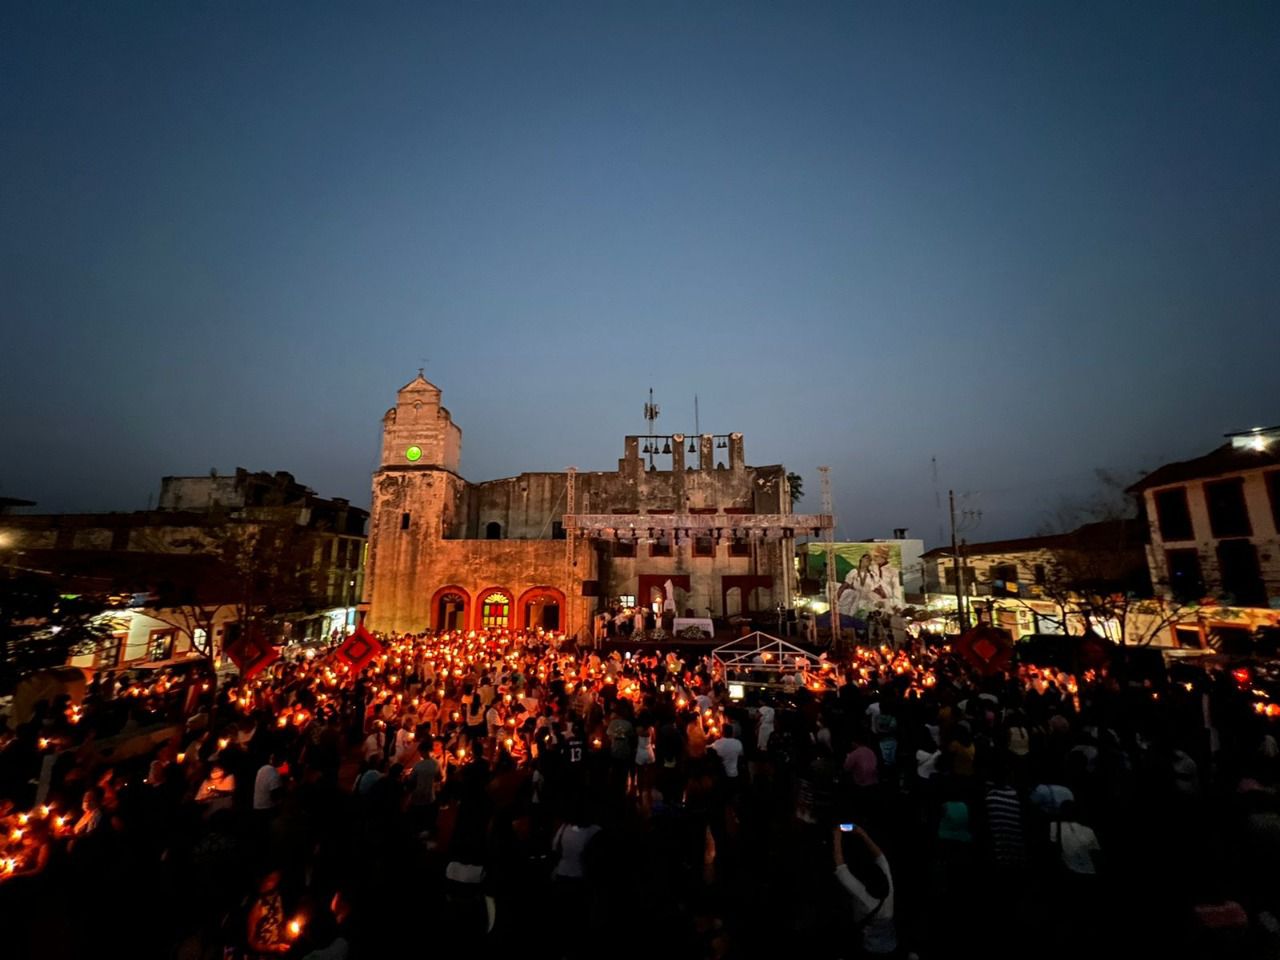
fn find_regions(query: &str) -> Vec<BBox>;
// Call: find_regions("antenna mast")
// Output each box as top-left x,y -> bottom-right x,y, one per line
819,466 -> 840,649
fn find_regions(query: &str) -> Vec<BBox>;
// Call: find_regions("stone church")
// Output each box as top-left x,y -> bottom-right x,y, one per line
362,374 -> 831,637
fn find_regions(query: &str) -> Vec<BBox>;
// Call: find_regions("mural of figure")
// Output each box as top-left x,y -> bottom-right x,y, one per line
836,544 -> 903,620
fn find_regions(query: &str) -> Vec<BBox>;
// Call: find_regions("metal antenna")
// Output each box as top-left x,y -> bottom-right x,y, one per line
643,388 -> 660,469
819,466 -> 839,648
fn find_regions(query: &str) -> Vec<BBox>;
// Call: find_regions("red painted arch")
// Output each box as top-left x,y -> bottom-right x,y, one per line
516,585 -> 568,629
429,585 -> 471,634
473,586 -> 514,631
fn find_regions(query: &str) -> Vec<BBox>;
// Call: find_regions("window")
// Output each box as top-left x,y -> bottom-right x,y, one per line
148,630 -> 175,662
990,563 -> 1019,597
1154,488 -> 1193,541
1217,539 -> 1266,606
400,512 -> 411,531
1267,471 -> 1280,535
485,521 -> 502,540
649,539 -> 672,558
1033,564 -> 1047,586
943,566 -> 977,588
1165,549 -> 1204,603
729,539 -> 751,558
1174,627 -> 1203,649
110,526 -> 129,550
990,563 -> 1018,583
481,592 -> 510,628
552,521 -> 565,540
614,540 -> 636,558
617,595 -> 636,608
95,635 -> 124,668
1205,478 -> 1251,538
693,536 -> 715,557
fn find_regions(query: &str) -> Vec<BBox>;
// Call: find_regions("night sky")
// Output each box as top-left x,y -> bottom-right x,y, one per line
3,2 -> 1277,545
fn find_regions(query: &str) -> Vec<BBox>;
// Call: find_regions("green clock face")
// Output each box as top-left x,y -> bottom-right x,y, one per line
405,445 -> 422,462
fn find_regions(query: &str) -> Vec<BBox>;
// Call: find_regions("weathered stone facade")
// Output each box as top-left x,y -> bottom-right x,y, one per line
364,375 -> 831,637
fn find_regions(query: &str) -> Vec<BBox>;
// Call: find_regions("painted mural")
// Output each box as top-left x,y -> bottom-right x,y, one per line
806,542 -> 905,619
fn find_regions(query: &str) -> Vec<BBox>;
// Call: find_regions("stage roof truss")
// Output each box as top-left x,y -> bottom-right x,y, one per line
712,631 -> 839,690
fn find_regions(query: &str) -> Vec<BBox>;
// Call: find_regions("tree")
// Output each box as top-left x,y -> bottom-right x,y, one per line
787,472 -> 804,507
995,470 -> 1188,647
0,571 -> 121,691
144,514 -> 323,687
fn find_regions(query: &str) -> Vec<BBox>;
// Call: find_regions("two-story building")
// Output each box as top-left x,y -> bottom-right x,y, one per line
920,519 -> 1149,641
1127,426 -> 1280,648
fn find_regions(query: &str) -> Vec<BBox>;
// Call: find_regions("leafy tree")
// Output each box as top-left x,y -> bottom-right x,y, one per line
0,571 -> 120,691
787,472 -> 804,507
145,515 -> 323,685
993,470 -> 1188,647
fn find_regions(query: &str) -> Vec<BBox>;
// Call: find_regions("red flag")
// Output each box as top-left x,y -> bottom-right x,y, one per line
334,624 -> 383,678
225,629 -> 280,681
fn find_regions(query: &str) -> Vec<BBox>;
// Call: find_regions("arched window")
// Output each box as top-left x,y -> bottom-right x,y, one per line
481,592 -> 511,628
485,521 -> 502,540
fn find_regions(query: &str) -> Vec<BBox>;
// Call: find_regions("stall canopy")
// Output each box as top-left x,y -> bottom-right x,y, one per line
712,632 -> 839,693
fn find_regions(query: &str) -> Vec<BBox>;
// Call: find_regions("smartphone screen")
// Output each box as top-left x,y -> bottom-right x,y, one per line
839,823 -> 855,833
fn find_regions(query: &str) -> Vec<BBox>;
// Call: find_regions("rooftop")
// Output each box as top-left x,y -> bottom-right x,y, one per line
1127,430 -> 1280,493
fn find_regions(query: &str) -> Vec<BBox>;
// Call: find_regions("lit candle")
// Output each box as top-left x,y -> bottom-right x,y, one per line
288,918 -> 303,939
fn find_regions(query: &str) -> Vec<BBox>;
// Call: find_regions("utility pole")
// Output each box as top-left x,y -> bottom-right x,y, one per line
950,490 -> 968,632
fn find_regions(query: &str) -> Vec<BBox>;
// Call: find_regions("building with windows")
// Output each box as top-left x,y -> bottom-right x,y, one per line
0,469 -> 367,669
919,521 -> 1149,641
1127,426 -> 1280,647
363,374 -> 833,636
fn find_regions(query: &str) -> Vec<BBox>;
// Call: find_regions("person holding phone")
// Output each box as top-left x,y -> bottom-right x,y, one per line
833,824 -> 898,956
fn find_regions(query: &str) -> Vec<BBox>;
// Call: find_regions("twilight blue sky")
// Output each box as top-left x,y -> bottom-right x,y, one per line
2,1 -> 1277,546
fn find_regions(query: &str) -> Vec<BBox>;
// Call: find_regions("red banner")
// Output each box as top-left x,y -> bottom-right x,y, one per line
955,625 -> 1014,676
334,624 -> 384,677
225,630 -> 280,681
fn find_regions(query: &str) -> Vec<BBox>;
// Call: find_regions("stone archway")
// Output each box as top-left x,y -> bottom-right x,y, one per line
430,585 -> 470,633
517,586 -> 567,631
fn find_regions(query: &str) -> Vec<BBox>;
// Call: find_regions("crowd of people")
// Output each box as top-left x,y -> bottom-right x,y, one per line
2,623 -> 1279,958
